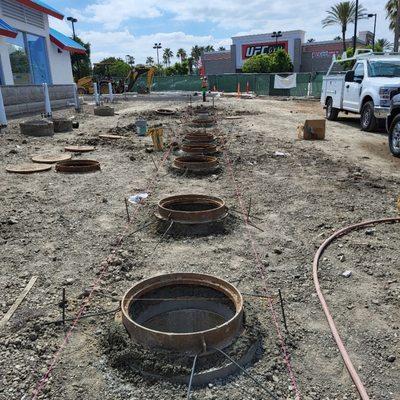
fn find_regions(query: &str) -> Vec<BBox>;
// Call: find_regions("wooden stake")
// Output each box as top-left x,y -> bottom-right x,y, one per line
0,276 -> 38,329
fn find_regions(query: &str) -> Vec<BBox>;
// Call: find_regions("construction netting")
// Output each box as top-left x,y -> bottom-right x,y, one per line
132,72 -> 325,97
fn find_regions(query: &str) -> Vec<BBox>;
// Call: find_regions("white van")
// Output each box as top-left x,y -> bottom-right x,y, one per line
321,50 -> 400,131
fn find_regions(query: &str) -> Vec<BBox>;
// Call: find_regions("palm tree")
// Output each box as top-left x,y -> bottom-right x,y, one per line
334,35 -> 342,40
146,56 -> 154,65
163,48 -> 173,67
376,38 -> 392,51
386,0 -> 397,31
176,48 -> 187,62
307,38 -> 316,42
191,45 -> 203,66
204,45 -> 215,52
218,46 -> 226,51
322,1 -> 366,52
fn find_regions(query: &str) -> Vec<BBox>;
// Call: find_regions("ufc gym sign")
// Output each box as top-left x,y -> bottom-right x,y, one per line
241,42 -> 288,59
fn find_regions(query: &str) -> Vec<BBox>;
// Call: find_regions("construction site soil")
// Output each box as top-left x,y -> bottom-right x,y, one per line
0,95 -> 399,400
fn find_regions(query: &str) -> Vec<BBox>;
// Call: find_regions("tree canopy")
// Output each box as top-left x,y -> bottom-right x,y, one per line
242,49 -> 293,73
71,36 -> 91,81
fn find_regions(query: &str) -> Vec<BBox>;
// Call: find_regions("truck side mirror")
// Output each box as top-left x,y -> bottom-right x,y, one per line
345,70 -> 354,82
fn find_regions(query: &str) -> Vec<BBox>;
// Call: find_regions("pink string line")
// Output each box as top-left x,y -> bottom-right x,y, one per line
222,147 -> 301,400
31,145 -> 173,400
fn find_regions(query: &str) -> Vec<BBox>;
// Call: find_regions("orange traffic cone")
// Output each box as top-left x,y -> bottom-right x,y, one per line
237,82 -> 241,98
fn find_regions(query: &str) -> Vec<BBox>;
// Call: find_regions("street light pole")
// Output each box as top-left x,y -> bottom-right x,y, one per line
67,17 -> 77,40
353,0 -> 359,53
272,31 -> 283,46
369,13 -> 377,51
153,43 -> 162,66
67,17 -> 80,78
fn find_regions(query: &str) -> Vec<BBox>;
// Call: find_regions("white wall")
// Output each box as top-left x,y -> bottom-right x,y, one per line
232,30 -> 306,69
0,3 -> 74,85
49,43 -> 73,84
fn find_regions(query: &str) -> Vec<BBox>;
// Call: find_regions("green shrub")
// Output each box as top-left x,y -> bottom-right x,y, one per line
242,49 -> 293,73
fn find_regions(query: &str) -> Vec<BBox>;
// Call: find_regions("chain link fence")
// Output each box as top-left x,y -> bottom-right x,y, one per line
130,72 -> 325,98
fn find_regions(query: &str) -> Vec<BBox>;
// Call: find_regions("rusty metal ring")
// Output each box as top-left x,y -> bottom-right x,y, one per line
55,159 -> 101,173
121,273 -> 244,355
156,194 -> 227,224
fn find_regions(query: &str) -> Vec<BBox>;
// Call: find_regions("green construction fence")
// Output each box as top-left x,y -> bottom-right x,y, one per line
132,72 -> 325,97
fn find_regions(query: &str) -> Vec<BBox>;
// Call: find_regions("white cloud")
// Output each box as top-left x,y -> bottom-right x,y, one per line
48,16 -> 72,35
71,0 -> 391,39
49,0 -> 393,65
78,30 -> 229,63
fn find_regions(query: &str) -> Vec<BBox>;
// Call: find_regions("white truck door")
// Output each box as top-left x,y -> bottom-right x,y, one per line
343,62 -> 364,111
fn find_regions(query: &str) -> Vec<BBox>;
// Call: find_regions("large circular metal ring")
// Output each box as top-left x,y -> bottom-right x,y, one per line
157,194 -> 227,224
121,273 -> 244,355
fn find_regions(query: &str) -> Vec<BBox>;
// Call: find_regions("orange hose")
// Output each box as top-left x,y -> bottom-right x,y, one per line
313,217 -> 400,400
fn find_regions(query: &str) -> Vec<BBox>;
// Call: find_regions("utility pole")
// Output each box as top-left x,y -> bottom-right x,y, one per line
395,0 -> 400,52
353,0 -> 359,54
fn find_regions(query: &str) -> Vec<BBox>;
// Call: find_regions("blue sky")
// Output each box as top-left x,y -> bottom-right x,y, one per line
47,0 -> 393,64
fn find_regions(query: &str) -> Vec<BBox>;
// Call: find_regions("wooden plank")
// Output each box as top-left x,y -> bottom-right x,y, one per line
0,276 -> 38,330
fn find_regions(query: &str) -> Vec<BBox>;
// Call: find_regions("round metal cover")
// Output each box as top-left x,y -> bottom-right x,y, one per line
6,163 -> 52,174
55,159 -> 101,173
64,145 -> 95,153
32,154 -> 72,164
99,134 -> 124,139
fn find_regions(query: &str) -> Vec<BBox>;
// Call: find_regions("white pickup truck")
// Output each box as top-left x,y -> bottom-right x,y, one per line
321,50 -> 400,131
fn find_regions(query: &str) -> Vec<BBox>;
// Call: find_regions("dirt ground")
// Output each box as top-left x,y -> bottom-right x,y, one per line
0,93 -> 399,400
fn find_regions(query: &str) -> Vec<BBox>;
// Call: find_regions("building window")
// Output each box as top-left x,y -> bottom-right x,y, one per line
7,31 -> 30,84
6,31 -> 51,85
27,33 -> 51,84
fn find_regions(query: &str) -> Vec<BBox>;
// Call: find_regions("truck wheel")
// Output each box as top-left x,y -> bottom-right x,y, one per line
360,101 -> 377,132
389,114 -> 400,157
326,98 -> 339,121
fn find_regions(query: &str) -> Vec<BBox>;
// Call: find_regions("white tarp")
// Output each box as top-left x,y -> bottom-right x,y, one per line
274,74 -> 297,89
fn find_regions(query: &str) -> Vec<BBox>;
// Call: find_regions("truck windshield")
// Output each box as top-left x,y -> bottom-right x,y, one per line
368,61 -> 400,77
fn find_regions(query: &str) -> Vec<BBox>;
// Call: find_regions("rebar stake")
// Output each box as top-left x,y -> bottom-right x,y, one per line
124,198 -> 131,223
278,288 -> 289,333
62,288 -> 66,326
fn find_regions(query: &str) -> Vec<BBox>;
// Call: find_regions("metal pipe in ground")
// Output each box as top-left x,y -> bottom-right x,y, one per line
93,82 -> 100,106
0,87 -> 7,130
108,82 -> 114,103
43,83 -> 52,118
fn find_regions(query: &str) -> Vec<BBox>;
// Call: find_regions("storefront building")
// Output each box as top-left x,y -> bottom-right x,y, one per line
202,30 -> 373,75
0,0 -> 85,86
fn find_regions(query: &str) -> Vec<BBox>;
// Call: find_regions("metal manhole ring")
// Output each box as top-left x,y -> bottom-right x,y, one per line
64,145 -> 95,153
6,163 -> 52,174
181,143 -> 218,154
174,155 -> 219,171
184,133 -> 215,143
121,273 -> 244,355
31,154 -> 72,164
157,194 -> 227,224
156,109 -> 175,116
55,159 -> 101,173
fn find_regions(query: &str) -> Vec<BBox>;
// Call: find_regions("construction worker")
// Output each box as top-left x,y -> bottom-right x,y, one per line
201,76 -> 208,102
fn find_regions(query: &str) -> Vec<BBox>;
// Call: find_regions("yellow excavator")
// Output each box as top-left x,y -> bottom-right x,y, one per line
77,65 -> 156,95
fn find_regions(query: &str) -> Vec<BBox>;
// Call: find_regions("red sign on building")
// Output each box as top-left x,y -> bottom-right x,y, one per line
241,41 -> 288,59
